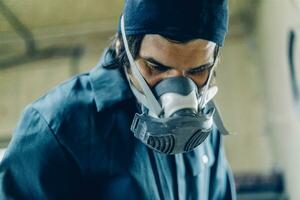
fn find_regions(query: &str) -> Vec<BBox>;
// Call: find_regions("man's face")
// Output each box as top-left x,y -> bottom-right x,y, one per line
127,34 -> 217,89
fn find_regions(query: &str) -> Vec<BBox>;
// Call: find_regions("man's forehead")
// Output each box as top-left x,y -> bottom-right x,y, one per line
139,34 -> 216,68
141,34 -> 216,48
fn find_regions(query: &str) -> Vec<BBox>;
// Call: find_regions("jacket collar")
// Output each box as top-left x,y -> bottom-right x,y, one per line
89,48 -> 133,112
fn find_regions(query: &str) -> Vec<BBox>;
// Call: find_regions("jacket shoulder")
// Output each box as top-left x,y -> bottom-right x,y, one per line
31,72 -> 96,134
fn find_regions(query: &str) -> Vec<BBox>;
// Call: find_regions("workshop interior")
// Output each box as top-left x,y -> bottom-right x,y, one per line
0,0 -> 300,199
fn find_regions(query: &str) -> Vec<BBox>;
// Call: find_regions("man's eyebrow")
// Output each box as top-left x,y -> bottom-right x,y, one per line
186,61 -> 214,73
144,57 -> 214,72
144,57 -> 173,70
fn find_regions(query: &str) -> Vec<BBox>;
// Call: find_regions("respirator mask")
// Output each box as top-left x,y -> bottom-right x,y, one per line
121,16 -> 229,154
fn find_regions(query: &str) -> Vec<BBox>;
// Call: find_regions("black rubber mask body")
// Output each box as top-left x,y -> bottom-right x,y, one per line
130,77 -> 214,154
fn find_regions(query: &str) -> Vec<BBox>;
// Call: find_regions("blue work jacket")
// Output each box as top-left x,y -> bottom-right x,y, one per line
0,48 -> 236,200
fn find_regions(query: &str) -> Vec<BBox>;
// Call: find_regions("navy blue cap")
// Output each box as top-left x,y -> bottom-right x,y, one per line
118,0 -> 228,46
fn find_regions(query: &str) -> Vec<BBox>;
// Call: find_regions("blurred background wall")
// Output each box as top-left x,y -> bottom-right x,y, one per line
1,0 -> 300,199
0,0 -> 122,145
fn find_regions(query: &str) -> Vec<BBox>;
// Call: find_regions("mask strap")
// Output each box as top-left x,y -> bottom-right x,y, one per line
201,86 -> 218,106
199,47 -> 219,108
207,100 -> 232,136
121,15 -> 163,117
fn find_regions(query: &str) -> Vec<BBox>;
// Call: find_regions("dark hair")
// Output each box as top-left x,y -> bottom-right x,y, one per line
104,33 -> 144,69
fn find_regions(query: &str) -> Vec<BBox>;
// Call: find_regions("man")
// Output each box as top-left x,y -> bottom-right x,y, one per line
0,0 -> 236,199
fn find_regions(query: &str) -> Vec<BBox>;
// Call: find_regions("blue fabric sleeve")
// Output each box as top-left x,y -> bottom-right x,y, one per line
209,130 -> 237,200
0,106 -> 84,200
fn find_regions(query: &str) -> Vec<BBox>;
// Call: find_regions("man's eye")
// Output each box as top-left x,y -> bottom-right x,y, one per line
187,68 -> 207,75
147,63 -> 169,72
187,65 -> 213,75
